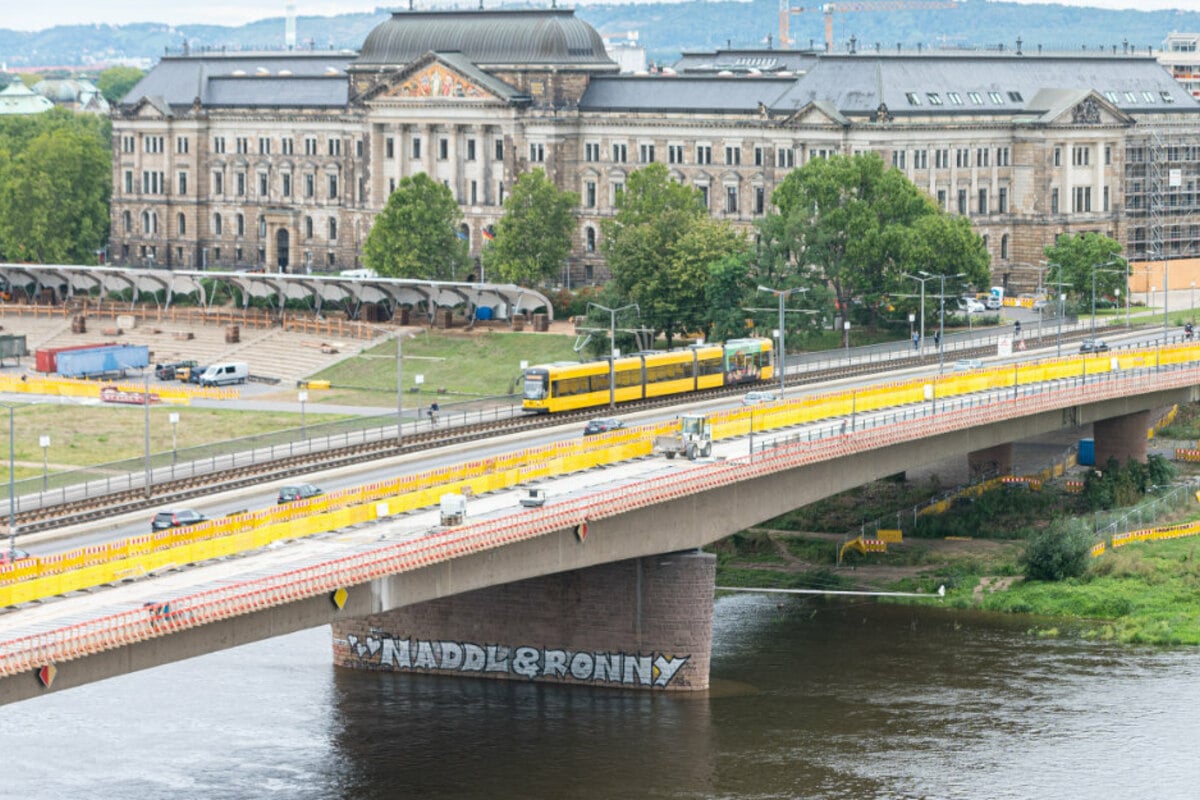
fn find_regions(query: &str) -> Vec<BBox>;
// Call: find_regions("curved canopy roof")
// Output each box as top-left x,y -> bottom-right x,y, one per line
0,265 -> 554,322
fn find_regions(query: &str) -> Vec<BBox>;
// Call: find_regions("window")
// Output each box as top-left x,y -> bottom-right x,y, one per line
328,139 -> 342,156
143,136 -> 164,153
905,92 -> 921,105
123,170 -> 133,193
122,210 -> 131,232
668,144 -> 685,164
213,171 -> 224,195
957,188 -> 968,215
470,180 -> 478,205
978,188 -> 988,214
725,185 -> 738,213
936,189 -> 947,210
927,92 -> 943,105
466,139 -> 476,161
1142,90 -> 1156,102
177,172 -> 187,196
724,145 -> 740,165
213,136 -> 226,154
328,174 -> 338,199
1000,233 -> 1009,259
610,182 -> 623,205
935,149 -> 949,169
1051,188 -> 1060,214
236,213 -> 245,237
213,213 -> 223,235
947,92 -> 963,105
235,172 -> 246,196
305,174 -> 315,198
329,218 -> 338,240
755,186 -> 765,214
611,143 -> 627,163
1104,145 -> 1112,165
998,187 -> 1008,213
259,137 -> 271,155
1073,186 -> 1092,212
439,138 -> 449,160
304,216 -> 313,239
255,173 -> 266,196
412,138 -> 422,159
141,211 -> 157,234
356,140 -> 363,158
176,136 -> 189,154
913,149 -> 928,169
585,142 -> 601,162
1054,147 -> 1062,167
281,137 -> 294,155
988,91 -> 1004,104
967,92 -> 983,105
386,138 -> 395,159
1162,91 -> 1176,104
1103,185 -> 1110,212
282,173 -> 292,197
776,147 -> 794,168
585,227 -> 596,252
140,171 -> 164,194
698,185 -> 709,208
640,143 -> 656,163
892,150 -> 907,169
236,137 -> 249,154
696,144 -> 712,165
585,181 -> 596,208
1072,146 -> 1090,166
122,135 -> 135,153
177,213 -> 186,236
996,147 -> 1011,166
977,148 -> 990,167
1007,91 -> 1023,102
529,143 -> 545,162
495,139 -> 504,160
956,148 -> 970,168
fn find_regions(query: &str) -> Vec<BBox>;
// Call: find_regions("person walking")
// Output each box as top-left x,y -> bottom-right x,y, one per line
912,331 -> 920,351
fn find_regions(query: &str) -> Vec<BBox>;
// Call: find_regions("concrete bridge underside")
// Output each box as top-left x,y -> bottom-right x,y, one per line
2,383 -> 1193,703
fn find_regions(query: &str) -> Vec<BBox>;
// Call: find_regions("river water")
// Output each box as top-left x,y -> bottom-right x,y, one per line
5,595 -> 1199,799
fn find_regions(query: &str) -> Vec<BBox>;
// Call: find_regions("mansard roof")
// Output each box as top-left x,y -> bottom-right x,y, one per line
354,9 -> 614,70
580,76 -> 792,114
118,52 -> 356,111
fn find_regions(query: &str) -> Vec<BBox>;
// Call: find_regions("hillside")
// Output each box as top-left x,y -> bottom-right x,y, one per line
1,1 -> 1198,71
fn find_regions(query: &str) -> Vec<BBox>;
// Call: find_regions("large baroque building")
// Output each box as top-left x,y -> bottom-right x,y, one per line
110,8 -> 1200,292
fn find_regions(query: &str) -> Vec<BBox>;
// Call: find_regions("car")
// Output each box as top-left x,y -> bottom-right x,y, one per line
953,358 -> 984,371
277,483 -> 324,504
1032,297 -> 1049,311
0,547 -> 31,565
959,298 -> 986,314
583,418 -> 624,436
1079,339 -> 1109,353
154,360 -> 198,381
151,508 -> 207,532
742,390 -> 779,406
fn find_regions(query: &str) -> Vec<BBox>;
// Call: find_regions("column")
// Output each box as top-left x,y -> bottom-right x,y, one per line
968,442 -> 1013,479
1093,410 -> 1151,467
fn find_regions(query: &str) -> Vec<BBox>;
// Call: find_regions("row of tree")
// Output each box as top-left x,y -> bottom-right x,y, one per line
366,153 -> 1129,350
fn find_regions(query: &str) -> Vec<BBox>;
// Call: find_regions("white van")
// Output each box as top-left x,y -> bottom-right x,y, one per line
198,361 -> 249,386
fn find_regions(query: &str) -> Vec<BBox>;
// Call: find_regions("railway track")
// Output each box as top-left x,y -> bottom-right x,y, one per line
13,330 -> 1085,536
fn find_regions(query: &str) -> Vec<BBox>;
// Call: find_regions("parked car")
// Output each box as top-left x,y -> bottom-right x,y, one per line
959,298 -> 986,314
151,508 -> 207,532
1032,297 -> 1049,311
155,360 -> 198,381
0,547 -> 31,565
742,390 -> 779,405
1079,339 -> 1109,353
179,364 -> 205,383
583,418 -> 624,436
277,483 -> 324,504
954,358 -> 984,371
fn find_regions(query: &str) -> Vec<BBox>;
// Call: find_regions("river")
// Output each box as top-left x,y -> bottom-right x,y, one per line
4,595 -> 1198,799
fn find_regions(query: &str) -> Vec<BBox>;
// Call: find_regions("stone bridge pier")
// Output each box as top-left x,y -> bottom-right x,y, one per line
1093,410 -> 1151,467
968,442 -> 1013,479
332,550 -> 715,691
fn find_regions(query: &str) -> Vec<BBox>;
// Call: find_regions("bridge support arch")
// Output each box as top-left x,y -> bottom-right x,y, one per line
332,551 -> 715,691
1093,410 -> 1151,467
968,442 -> 1013,479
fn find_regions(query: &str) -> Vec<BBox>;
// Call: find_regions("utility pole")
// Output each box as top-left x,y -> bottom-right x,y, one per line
757,285 -> 809,398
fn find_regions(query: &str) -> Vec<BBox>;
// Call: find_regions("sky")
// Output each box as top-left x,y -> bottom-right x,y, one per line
4,0 -> 1200,33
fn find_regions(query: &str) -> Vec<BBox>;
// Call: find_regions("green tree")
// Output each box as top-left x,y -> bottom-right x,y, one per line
0,123 -> 110,264
705,252 -> 754,344
1020,518 -> 1095,582
363,173 -> 469,280
601,163 -> 746,347
96,66 -> 146,104
481,169 -> 578,286
768,152 -> 989,346
1043,232 -> 1127,306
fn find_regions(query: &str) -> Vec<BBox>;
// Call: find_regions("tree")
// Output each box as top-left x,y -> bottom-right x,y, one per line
96,66 -> 146,104
481,169 -> 578,286
601,163 -> 747,348
1020,518 -> 1095,582
767,152 -> 989,346
363,173 -> 468,280
1042,232 -> 1127,306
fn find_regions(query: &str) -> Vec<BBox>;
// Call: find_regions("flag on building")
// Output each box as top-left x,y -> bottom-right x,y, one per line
482,226 -> 495,241
456,230 -> 468,240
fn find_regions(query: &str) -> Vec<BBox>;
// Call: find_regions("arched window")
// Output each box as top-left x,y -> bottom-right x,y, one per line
585,227 -> 596,252
213,213 -> 223,235
328,218 -> 337,240
122,210 -> 131,233
1000,233 -> 1009,260
236,213 -> 245,237
177,213 -> 186,236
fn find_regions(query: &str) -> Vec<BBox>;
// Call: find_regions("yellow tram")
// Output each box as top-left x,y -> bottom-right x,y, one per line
522,337 -> 774,413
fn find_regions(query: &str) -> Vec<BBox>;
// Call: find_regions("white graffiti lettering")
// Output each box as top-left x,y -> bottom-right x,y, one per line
350,635 -> 690,688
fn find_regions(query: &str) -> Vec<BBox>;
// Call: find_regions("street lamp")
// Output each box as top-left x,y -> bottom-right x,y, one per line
757,286 -> 808,398
395,332 -> 404,446
169,412 -> 180,465
298,389 -> 308,438
920,270 -> 965,373
3,403 -> 15,556
1090,259 -> 1121,338
1042,261 -> 1066,358
902,272 -> 933,352
588,302 -> 638,408
142,372 -> 151,498
38,435 -> 49,492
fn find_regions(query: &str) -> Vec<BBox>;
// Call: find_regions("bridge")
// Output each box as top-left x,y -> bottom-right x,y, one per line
1,345 -> 1196,704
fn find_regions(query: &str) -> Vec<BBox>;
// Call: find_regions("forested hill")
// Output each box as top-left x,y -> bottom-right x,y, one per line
2,1 -> 1200,70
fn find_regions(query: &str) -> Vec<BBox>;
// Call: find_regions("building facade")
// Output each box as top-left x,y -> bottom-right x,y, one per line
110,9 -> 1200,292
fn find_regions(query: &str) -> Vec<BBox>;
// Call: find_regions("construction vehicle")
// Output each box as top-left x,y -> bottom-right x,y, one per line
654,413 -> 713,460
779,1 -> 959,52
439,493 -> 467,526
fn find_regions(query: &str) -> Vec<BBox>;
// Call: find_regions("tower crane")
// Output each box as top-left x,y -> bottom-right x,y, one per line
778,1 -> 959,52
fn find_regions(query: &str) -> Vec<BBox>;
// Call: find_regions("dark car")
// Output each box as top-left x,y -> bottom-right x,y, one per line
278,483 -> 323,504
151,508 -> 207,532
186,365 -> 207,384
583,418 -> 624,436
155,360 -> 198,381
1079,339 -> 1109,353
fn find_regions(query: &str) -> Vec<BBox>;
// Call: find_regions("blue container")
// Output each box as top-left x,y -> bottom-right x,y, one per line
57,344 -> 149,378
476,306 -> 494,321
1078,438 -> 1095,466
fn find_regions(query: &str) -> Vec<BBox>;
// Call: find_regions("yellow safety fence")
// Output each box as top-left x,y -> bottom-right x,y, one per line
6,340 -> 1200,604
0,374 -> 238,404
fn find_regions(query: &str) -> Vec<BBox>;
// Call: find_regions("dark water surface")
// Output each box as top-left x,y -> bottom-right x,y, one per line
5,596 -> 1199,799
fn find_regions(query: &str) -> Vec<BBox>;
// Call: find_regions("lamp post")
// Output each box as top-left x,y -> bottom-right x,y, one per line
902,272 -> 932,351
415,374 -> 425,423
757,286 -> 808,398
1090,259 -> 1121,338
142,372 -> 151,498
298,389 -> 308,438
38,435 -> 49,492
4,404 -> 15,556
921,270 -> 965,373
589,302 -> 638,408
396,332 -> 403,446
1042,261 -> 1066,358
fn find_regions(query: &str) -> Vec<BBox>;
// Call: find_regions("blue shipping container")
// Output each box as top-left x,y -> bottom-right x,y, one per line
476,306 -> 494,321
56,344 -> 150,378
1078,438 -> 1095,466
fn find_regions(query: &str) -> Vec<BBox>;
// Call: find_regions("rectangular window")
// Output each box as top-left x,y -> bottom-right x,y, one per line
585,181 -> 596,208
927,92 -> 943,105
177,172 -> 188,196
998,187 -> 1008,213
1072,146 -> 1090,166
754,146 -> 764,167
640,143 -> 656,163
1103,185 -> 1110,212
235,172 -> 246,196
281,138 -> 294,156
356,140 -> 363,158
329,218 -> 338,240
412,138 -> 422,159
968,91 -> 983,104
213,171 -> 224,195
725,185 -> 738,213
213,137 -> 226,154
1054,147 -> 1062,167
978,188 -> 988,214
328,174 -> 338,199
305,174 -> 315,198
754,186 -> 765,215
122,135 -> 135,153
892,150 -> 906,169
977,148 -> 990,167
258,173 -> 269,196
1051,187 -> 1060,214
236,137 -> 249,155
1074,186 -> 1092,212
947,92 -> 963,105
611,143 -> 627,163
776,147 -> 794,168
439,138 -> 449,160
470,180 -> 478,205
466,139 -> 476,161
698,185 -> 709,208
725,145 -> 741,165
668,144 -> 685,164
996,147 -> 1010,166
328,139 -> 342,157
696,144 -> 712,165
957,188 -> 968,215
956,148 -> 970,168
259,137 -> 271,155
913,149 -> 928,169
529,143 -> 545,162
304,137 -> 318,156
176,136 -> 189,154
585,142 -> 601,162
1104,145 -> 1112,165
495,139 -> 504,161
936,189 -> 947,210
935,149 -> 949,169
988,91 -> 1004,104
282,173 -> 292,197
124,170 -> 133,193
386,138 -> 395,159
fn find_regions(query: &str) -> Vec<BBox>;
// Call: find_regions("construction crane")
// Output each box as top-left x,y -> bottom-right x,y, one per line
779,1 -> 959,52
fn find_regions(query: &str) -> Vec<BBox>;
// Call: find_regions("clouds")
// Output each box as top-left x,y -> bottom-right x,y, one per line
4,2 -> 385,33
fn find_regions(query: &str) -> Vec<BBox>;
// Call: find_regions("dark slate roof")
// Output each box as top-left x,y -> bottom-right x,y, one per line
119,53 -> 356,110
580,76 -> 793,113
770,54 -> 1198,116
672,49 -> 818,75
355,9 -> 613,69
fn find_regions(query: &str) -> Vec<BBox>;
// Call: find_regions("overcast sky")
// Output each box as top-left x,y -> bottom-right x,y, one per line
3,0 -> 1199,33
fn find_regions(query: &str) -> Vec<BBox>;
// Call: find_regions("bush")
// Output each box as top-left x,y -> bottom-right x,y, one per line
1020,518 -> 1095,582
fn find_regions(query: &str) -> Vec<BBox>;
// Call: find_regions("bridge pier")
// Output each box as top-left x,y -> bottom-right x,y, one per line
332,550 -> 715,691
968,442 -> 1013,479
1093,410 -> 1151,467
